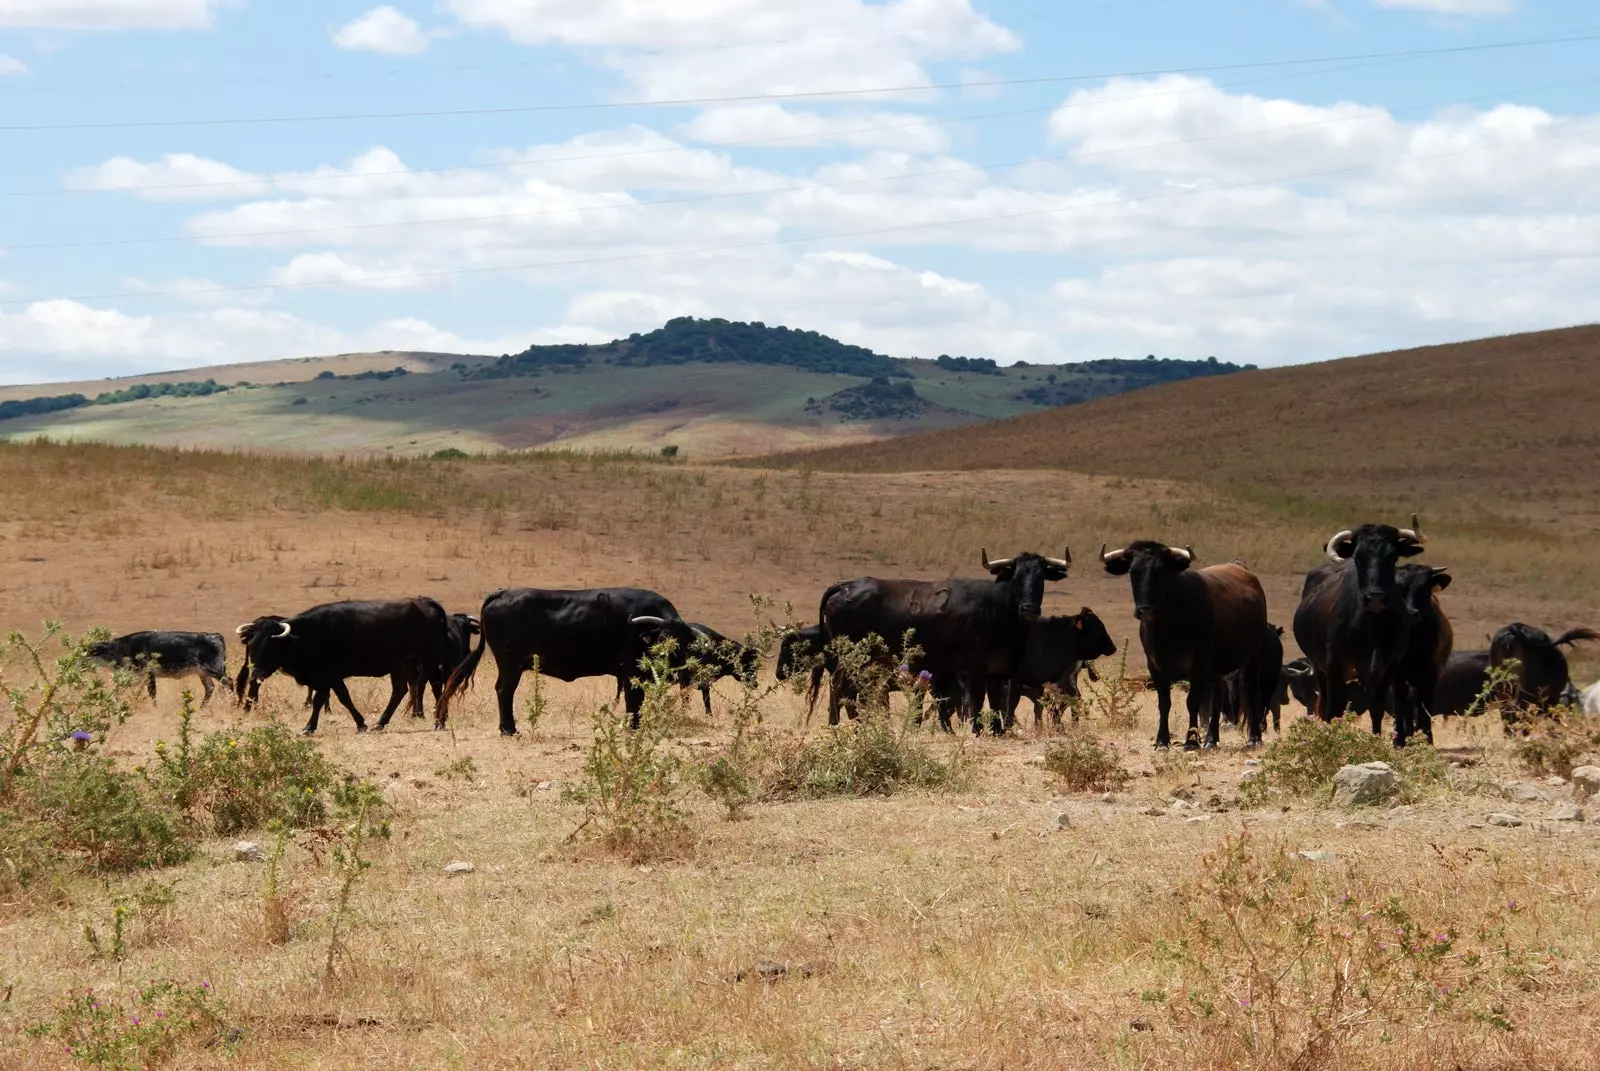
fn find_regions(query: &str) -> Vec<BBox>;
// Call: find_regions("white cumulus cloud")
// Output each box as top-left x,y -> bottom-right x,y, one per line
682,104 -> 952,154
331,5 -> 434,55
0,0 -> 226,30
63,154 -> 268,201
0,53 -> 27,75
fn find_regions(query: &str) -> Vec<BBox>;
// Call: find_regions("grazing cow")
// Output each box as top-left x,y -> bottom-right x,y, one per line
87,630 -> 228,704
615,623 -> 762,716
1219,624 -> 1285,735
1489,623 -> 1600,710
1281,657 -> 1374,719
1101,542 -> 1269,749
438,587 -> 696,735
1291,517 -> 1428,739
819,548 -> 1072,732
1433,650 -> 1492,716
984,608 -> 1117,730
1388,564 -> 1454,744
234,597 -> 455,735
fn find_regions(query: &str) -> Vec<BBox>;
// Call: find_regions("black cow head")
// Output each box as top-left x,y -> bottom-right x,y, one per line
982,547 -> 1070,621
1394,564 -> 1450,622
1099,541 -> 1194,622
235,615 -> 293,680
1324,515 -> 1427,613
1074,607 -> 1118,662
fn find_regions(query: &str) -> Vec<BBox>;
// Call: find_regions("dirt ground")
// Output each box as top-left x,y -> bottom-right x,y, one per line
2,444 -> 1599,1069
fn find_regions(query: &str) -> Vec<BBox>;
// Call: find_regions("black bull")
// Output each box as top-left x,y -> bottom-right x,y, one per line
234,597 -> 456,735
818,549 -> 1071,732
438,586 -> 696,735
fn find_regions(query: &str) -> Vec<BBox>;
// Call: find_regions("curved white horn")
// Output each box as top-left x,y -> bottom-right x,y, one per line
275,622 -> 292,638
1325,530 -> 1354,564
1170,545 -> 1193,564
235,623 -> 252,635
1100,543 -> 1127,563
631,615 -> 668,627
1399,513 -> 1426,544
982,548 -> 1013,571
1044,546 -> 1072,569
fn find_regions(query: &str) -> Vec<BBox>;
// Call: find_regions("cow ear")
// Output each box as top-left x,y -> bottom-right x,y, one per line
1103,556 -> 1132,577
1074,617 -> 1084,630
1430,567 -> 1452,591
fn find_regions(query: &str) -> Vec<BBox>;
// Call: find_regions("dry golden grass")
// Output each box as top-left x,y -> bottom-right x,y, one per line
2,440 -> 1600,1069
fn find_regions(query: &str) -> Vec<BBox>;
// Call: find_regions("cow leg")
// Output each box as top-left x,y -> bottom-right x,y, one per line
494,665 -> 525,736
1241,671 -> 1264,749
828,669 -> 844,727
302,689 -> 328,735
701,684 -> 713,718
199,673 -> 215,706
1192,678 -> 1219,751
1412,678 -> 1436,746
1322,674 -> 1347,725
1153,678 -> 1173,750
624,682 -> 646,731
374,672 -> 410,731
329,680 -> 367,733
146,671 -> 158,702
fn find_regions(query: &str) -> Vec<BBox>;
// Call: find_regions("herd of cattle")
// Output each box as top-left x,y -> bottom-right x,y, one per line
84,516 -> 1599,747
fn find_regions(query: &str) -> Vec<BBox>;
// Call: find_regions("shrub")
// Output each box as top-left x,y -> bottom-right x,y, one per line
1511,714 -> 1600,779
1241,714 -> 1447,805
435,755 -> 478,783
17,755 -> 192,874
564,641 -> 694,862
27,978 -> 228,1070
1043,728 -> 1131,792
1075,641 -> 1141,731
429,447 -> 469,460
1150,832 -> 1520,1066
176,722 -> 339,835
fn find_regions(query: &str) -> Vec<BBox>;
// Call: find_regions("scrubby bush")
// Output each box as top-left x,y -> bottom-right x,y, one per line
27,978 -> 228,1069
1044,728 -> 1131,792
1241,714 -> 1447,804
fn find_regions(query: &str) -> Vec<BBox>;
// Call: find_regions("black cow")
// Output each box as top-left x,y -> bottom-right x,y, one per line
819,548 -> 1072,732
1434,650 -> 1492,716
1389,564 -> 1454,744
1101,541 -> 1270,749
87,630 -> 228,705
1219,623 -> 1285,735
1489,623 -> 1599,710
776,624 -> 829,713
407,612 -> 482,717
1292,517 -> 1428,739
438,587 -> 696,735
613,622 -> 761,716
984,608 -> 1117,730
1282,656 -> 1374,718
234,597 -> 455,735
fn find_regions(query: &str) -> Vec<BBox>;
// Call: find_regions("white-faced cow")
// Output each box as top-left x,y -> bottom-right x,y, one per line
818,549 -> 1072,733
1101,541 -> 1270,749
87,631 -> 228,705
438,587 -> 697,735
234,597 -> 455,735
1291,517 -> 1429,739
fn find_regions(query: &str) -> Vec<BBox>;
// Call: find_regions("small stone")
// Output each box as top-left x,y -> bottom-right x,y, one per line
536,780 -> 554,791
1332,762 -> 1402,807
1055,813 -> 1072,831
233,841 -> 263,863
1571,766 -> 1600,801
1168,799 -> 1195,813
1296,850 -> 1339,863
1549,803 -> 1584,822
1244,759 -> 1260,767
1336,820 -> 1380,831
1547,775 -> 1569,788
637,865 -> 654,875
1450,761 -> 1464,770
1129,1017 -> 1153,1032
1486,813 -> 1524,828
1099,792 -> 1117,804
755,960 -> 787,981
443,861 -> 475,875
1502,782 -> 1551,804
1186,814 -> 1212,823
1172,786 -> 1196,801
1025,755 -> 1045,767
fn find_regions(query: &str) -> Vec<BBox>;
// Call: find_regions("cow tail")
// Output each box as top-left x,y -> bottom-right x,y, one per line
1553,627 -> 1600,648
438,610 -> 489,719
806,664 -> 825,714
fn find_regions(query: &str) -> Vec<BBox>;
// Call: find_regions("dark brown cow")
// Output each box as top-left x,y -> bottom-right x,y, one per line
1101,541 -> 1269,749
1291,517 -> 1428,740
1390,564 -> 1454,744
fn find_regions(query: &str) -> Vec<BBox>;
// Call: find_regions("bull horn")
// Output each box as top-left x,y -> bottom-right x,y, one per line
630,615 -> 668,627
1169,545 -> 1193,564
1399,512 -> 1425,544
1099,543 -> 1127,563
982,548 -> 1013,571
1325,530 -> 1354,563
1044,546 -> 1072,569
275,622 -> 292,638
467,615 -> 481,625
234,623 -> 252,635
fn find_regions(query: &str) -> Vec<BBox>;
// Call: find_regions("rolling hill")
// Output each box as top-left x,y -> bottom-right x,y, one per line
0,318 -> 1244,457
766,324 -> 1600,527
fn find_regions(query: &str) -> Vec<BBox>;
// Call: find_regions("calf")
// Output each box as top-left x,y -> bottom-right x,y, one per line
1389,564 -> 1453,744
87,630 -> 228,705
984,608 -> 1117,730
1101,542 -> 1269,749
1218,623 -> 1285,736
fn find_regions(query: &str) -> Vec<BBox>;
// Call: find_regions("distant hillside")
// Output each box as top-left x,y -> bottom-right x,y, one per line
0,318 -> 1251,457
763,324 -> 1600,520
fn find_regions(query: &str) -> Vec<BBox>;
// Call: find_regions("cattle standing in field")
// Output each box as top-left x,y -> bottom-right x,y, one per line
1388,564 -> 1454,744
1433,650 -> 1492,716
1282,656 -> 1374,718
234,597 -> 456,735
438,587 -> 696,735
681,623 -> 761,715
1489,623 -> 1599,711
1101,542 -> 1270,749
1291,517 -> 1428,740
87,631 -> 228,704
408,612 -> 482,717
818,548 -> 1072,732
1219,623 -> 1285,735
984,608 -> 1117,730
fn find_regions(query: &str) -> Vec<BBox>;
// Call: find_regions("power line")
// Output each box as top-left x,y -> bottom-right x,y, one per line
0,51 -> 1524,200
12,71 -> 1599,254
5,29 -> 1599,133
7,119 -> 1597,307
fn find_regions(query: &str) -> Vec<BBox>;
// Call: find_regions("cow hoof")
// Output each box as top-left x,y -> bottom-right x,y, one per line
300,729 -> 316,737
499,729 -> 519,738
1183,741 -> 1200,753
1201,740 -> 1218,751
355,725 -> 368,734
1153,741 -> 1171,751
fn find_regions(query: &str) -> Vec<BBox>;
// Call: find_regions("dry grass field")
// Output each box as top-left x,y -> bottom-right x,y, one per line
3,440 -> 1600,1069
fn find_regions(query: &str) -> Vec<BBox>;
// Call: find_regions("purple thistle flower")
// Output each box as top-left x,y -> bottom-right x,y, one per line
918,670 -> 933,682
897,664 -> 911,674
70,731 -> 92,742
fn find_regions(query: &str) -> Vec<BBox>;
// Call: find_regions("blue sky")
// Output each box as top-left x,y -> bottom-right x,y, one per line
2,0 -> 1599,383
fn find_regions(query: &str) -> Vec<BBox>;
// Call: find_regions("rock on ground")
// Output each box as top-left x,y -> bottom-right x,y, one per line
1550,803 -> 1585,822
1503,782 -> 1552,804
1572,766 -> 1600,801
1486,813 -> 1525,828
443,861 -> 476,875
233,841 -> 263,863
1333,762 -> 1402,807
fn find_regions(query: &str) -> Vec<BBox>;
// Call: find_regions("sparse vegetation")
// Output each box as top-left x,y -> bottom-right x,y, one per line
26,979 -> 229,1070
1044,727 -> 1131,792
1241,715 -> 1449,804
